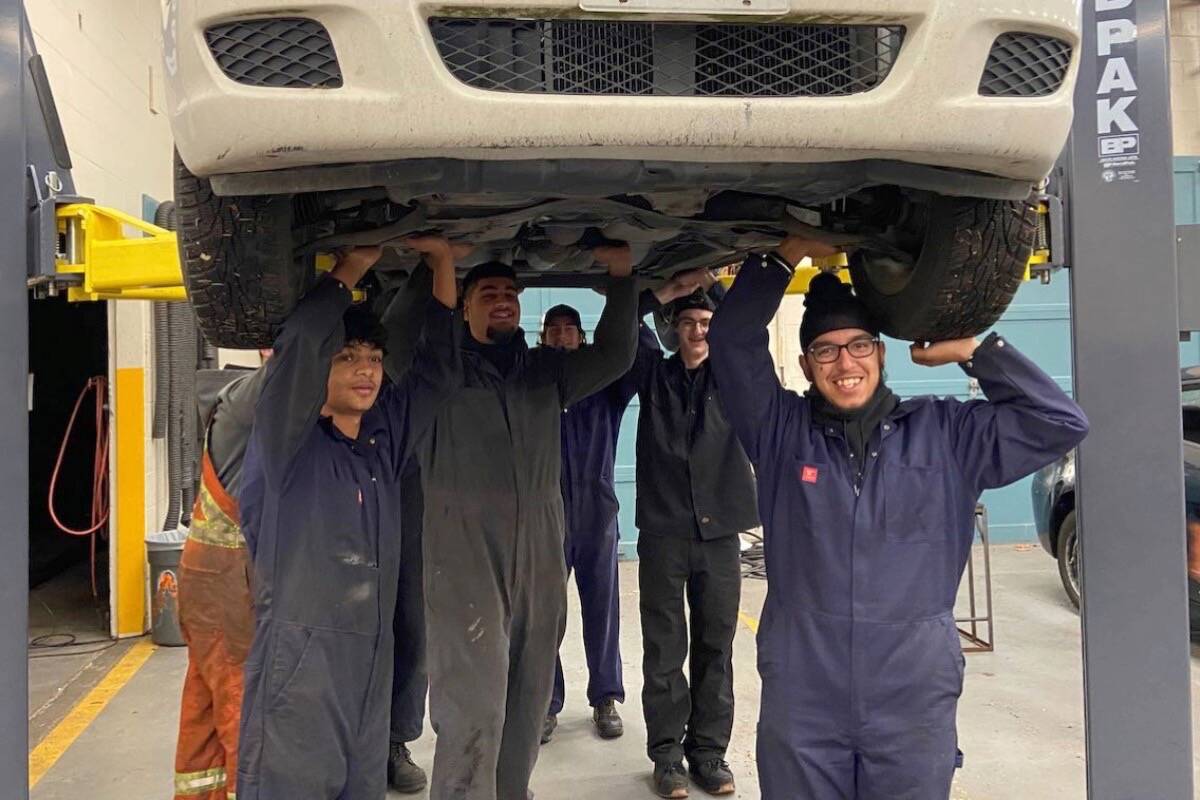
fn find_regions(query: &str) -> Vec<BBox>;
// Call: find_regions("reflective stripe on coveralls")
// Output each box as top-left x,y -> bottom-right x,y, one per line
174,449 -> 254,800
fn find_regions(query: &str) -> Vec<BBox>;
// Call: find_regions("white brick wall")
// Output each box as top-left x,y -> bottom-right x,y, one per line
1173,0 -> 1200,154
27,0 -> 175,629
768,294 -> 811,393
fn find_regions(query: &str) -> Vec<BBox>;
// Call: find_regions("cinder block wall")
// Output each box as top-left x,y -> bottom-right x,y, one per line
26,0 -> 175,635
1173,0 -> 1200,154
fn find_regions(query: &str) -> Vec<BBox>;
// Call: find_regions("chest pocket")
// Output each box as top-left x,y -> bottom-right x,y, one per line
883,462 -> 943,543
789,458 -> 838,525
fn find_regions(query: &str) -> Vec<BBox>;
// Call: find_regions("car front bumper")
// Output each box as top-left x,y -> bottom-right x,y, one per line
164,0 -> 1080,185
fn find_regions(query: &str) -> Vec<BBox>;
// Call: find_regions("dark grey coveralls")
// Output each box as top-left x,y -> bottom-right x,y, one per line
237,277 -> 459,800
414,276 -> 638,800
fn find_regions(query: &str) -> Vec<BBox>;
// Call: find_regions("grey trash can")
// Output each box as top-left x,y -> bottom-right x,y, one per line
146,527 -> 189,646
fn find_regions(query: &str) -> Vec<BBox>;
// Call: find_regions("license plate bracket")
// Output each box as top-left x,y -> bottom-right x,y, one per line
579,0 -> 788,16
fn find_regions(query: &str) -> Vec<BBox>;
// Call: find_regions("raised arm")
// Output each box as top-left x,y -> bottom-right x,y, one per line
379,236 -> 464,466
923,335 -> 1090,493
555,246 -> 639,407
382,262 -> 433,381
252,248 -> 379,487
710,237 -> 841,463
707,253 -> 796,464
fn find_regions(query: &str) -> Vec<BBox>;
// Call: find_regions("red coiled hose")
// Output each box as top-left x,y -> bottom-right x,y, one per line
48,376 -> 110,599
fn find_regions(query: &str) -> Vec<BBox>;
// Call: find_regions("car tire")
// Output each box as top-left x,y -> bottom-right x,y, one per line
1056,510 -> 1081,610
849,195 -> 1037,342
174,151 -> 310,348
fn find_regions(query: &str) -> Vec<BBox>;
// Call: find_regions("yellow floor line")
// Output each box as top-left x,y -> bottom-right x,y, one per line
29,638 -> 157,787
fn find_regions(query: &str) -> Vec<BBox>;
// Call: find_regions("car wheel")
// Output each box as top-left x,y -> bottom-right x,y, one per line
1056,510 -> 1081,610
849,195 -> 1037,342
174,151 -> 312,348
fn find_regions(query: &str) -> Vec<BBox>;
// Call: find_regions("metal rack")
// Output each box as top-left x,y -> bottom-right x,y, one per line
957,504 -> 995,654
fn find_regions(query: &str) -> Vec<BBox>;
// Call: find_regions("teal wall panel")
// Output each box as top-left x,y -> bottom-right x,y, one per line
1176,157 -> 1200,226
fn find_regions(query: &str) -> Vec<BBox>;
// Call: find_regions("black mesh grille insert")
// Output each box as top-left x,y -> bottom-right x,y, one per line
205,18 -> 343,89
429,18 -> 904,97
979,33 -> 1072,98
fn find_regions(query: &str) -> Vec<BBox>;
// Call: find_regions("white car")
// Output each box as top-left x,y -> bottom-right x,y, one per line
162,0 -> 1080,347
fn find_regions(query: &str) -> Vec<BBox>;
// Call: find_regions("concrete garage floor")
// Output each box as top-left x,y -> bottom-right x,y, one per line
27,546 -> 1200,799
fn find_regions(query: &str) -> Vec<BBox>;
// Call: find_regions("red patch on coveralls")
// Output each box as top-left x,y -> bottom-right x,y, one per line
801,465 -> 819,484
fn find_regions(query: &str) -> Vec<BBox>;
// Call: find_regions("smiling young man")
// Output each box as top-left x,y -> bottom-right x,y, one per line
616,254 -> 759,799
401,250 -> 638,800
707,237 -> 1089,800
236,242 -> 461,800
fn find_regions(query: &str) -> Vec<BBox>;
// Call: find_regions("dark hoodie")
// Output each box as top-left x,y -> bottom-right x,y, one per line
808,383 -> 899,491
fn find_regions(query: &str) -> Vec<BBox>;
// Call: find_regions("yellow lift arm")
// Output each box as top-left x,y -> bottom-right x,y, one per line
55,204 -> 185,302
51,204 -> 349,302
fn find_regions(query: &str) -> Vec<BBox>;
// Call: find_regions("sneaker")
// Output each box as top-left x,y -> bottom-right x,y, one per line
387,740 -> 427,794
688,758 -> 735,796
540,714 -> 558,745
593,699 -> 624,739
653,761 -> 689,799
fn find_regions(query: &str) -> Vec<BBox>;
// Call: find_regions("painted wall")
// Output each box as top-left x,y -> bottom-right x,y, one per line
1172,0 -> 1200,156
26,0 -> 175,634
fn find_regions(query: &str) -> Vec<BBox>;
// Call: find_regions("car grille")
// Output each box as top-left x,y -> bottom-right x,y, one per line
979,33 -> 1073,98
428,18 -> 904,97
205,18 -> 343,89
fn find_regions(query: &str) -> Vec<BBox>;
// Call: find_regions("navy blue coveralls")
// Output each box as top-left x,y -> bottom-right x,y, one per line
549,366 -> 638,715
237,277 -> 459,800
708,254 -> 1089,800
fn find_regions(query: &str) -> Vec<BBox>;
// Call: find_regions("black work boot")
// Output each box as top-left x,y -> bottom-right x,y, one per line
540,714 -> 558,745
688,757 -> 735,796
592,698 -> 624,739
653,761 -> 689,799
387,740 -> 427,794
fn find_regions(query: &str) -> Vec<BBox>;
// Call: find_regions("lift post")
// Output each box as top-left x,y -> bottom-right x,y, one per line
1068,1 -> 1195,797
2,1 -> 31,797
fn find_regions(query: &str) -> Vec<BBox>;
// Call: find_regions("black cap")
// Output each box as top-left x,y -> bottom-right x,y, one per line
665,289 -> 716,320
542,304 -> 582,331
462,261 -> 518,295
800,272 -> 879,351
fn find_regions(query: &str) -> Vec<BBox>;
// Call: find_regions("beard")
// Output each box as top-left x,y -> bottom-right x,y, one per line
487,326 -> 519,344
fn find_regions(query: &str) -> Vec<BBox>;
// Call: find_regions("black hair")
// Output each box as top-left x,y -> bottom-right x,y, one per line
342,305 -> 388,352
463,261 -> 519,296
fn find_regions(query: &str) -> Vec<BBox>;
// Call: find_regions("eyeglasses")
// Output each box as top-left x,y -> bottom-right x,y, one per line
806,338 -> 879,364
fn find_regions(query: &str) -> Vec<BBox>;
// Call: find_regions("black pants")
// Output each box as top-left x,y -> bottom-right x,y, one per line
390,468 -> 427,744
638,532 -> 741,766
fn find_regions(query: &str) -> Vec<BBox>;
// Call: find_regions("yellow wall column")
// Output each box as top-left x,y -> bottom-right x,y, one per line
113,366 -> 146,637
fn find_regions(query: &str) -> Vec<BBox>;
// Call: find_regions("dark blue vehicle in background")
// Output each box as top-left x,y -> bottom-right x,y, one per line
1032,367 -> 1200,632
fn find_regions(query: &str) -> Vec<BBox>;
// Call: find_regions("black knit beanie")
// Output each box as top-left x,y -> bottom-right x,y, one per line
800,273 -> 879,351
665,289 -> 717,319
